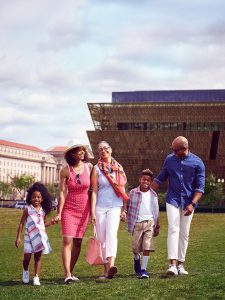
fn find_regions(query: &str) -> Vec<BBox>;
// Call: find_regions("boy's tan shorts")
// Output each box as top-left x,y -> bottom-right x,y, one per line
132,219 -> 155,254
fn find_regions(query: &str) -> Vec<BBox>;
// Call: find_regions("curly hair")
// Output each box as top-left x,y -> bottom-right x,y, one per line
65,146 -> 89,166
26,182 -> 53,214
141,169 -> 154,179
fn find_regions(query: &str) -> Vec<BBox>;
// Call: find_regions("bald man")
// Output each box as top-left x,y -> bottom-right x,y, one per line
151,136 -> 205,275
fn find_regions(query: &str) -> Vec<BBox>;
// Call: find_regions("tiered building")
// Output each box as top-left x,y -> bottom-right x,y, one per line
87,89 -> 225,188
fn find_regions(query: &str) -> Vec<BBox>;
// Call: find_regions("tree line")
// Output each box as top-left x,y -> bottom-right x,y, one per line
0,174 -> 58,201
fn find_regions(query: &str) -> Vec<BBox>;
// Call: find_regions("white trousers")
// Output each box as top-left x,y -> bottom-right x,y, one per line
166,203 -> 194,262
95,206 -> 121,263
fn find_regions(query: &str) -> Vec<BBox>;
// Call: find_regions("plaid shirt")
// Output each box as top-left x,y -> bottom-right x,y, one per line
127,186 -> 159,233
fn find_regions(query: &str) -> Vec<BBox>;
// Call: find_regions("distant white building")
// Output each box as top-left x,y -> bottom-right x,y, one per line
0,140 -> 94,187
0,139 -> 57,185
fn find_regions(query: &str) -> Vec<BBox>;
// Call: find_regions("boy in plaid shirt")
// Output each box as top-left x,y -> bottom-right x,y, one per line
125,169 -> 160,278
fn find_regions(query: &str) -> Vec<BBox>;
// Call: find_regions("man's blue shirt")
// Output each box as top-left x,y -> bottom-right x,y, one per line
154,151 -> 205,209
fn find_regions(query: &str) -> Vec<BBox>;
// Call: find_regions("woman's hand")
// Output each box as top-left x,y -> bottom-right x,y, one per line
120,210 -> 127,222
91,214 -> 96,225
54,214 -> 61,223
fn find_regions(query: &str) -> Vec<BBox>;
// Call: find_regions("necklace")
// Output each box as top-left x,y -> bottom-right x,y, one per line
73,162 -> 84,174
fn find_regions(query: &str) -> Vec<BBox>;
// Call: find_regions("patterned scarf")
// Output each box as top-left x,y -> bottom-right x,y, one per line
98,158 -> 129,201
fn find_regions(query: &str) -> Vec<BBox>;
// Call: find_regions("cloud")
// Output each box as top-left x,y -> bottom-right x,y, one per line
1,0 -> 225,150
37,2 -> 89,51
0,54 -> 34,88
0,106 -> 40,126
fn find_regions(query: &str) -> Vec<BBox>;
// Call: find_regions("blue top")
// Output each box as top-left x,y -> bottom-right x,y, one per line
154,151 -> 205,209
95,165 -> 123,208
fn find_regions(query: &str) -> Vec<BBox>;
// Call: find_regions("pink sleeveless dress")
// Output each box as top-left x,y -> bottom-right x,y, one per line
61,163 -> 91,238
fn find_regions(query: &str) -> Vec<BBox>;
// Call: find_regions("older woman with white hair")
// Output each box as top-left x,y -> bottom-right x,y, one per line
91,141 -> 128,279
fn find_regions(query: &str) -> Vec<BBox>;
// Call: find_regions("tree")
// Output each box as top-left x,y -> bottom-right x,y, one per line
46,183 -> 59,198
11,174 -> 35,200
0,182 -> 12,200
201,173 -> 225,208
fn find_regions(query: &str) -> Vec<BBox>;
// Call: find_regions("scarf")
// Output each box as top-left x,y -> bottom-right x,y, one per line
98,158 -> 129,201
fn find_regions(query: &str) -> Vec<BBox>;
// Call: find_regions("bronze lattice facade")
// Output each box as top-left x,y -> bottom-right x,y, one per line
87,90 -> 225,188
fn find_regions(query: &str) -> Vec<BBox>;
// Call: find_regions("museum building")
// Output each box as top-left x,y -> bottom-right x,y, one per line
87,89 -> 225,188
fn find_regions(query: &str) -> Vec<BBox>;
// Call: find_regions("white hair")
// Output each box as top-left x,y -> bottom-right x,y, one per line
97,141 -> 111,148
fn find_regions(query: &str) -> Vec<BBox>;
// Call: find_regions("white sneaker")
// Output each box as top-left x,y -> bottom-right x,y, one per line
33,275 -> 41,286
72,276 -> 80,281
22,269 -> 29,283
178,265 -> 189,275
166,264 -> 178,276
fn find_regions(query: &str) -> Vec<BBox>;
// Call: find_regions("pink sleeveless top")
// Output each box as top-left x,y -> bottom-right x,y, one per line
61,163 -> 91,238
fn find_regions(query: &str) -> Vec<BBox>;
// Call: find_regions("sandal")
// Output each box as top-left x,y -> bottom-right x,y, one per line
107,266 -> 118,279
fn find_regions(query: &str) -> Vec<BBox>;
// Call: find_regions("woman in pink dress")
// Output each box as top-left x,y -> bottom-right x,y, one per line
56,144 -> 92,284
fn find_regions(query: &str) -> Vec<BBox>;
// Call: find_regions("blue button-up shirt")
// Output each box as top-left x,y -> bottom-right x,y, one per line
154,151 -> 205,209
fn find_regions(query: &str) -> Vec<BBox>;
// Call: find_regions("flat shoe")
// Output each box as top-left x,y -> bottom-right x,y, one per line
107,266 -> 118,279
72,276 -> 80,281
64,276 -> 73,284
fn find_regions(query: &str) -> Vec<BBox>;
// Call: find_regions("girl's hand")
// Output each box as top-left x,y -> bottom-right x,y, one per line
91,214 -> 96,225
54,214 -> 61,223
50,218 -> 56,225
15,238 -> 21,248
120,210 -> 127,222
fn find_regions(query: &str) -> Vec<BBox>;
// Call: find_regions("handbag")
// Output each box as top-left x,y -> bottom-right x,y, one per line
86,227 -> 104,265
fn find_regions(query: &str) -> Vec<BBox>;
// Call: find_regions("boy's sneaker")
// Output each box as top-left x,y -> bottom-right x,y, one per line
140,269 -> 149,279
166,264 -> 178,276
33,275 -> 41,286
177,265 -> 189,275
22,269 -> 29,284
134,255 -> 141,274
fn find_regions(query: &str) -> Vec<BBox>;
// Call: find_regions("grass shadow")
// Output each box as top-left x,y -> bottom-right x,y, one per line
0,280 -> 26,286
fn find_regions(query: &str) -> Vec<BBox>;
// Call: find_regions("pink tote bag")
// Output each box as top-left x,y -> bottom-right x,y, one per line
86,228 -> 104,265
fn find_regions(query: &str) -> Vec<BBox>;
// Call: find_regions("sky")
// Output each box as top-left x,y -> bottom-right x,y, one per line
1,0 -> 225,150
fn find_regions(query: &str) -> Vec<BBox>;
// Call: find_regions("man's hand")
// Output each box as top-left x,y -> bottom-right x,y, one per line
183,204 -> 194,216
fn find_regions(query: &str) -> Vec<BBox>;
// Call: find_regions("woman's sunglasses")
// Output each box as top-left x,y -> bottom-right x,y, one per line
76,174 -> 81,184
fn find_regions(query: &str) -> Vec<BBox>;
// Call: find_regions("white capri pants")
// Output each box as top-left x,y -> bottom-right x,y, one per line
166,203 -> 194,262
95,206 -> 121,263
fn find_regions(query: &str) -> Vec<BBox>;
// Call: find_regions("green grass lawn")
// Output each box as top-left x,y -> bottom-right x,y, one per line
0,209 -> 225,300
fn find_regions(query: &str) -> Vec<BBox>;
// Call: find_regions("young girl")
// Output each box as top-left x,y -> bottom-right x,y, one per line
15,182 -> 56,286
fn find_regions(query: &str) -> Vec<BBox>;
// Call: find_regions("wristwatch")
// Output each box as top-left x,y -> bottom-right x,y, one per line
191,202 -> 196,208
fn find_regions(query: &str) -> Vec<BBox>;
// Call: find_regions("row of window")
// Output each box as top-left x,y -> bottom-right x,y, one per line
0,169 -> 39,175
0,161 -> 39,169
117,122 -> 225,131
0,147 -> 42,158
